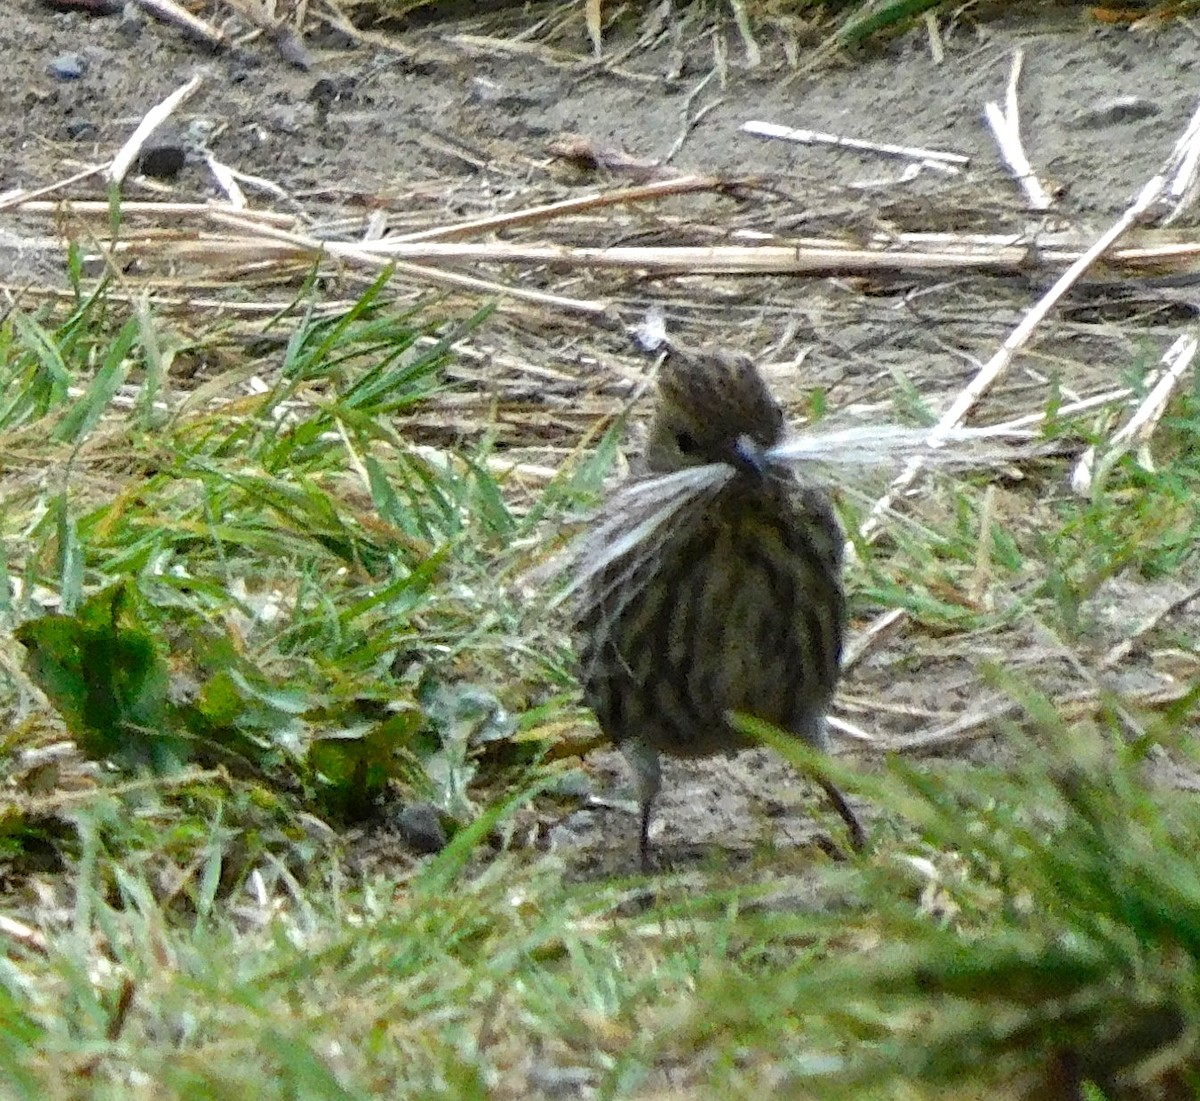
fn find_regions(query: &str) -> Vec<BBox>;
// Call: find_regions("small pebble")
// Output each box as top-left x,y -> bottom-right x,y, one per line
1071,95 -> 1160,129
136,144 -> 187,180
306,24 -> 354,51
269,25 -> 312,71
468,76 -> 549,109
308,77 -> 338,110
66,119 -> 98,141
397,802 -> 448,855
48,53 -> 86,81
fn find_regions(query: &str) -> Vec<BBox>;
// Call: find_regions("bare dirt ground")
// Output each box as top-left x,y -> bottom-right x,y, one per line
4,1 -> 1198,871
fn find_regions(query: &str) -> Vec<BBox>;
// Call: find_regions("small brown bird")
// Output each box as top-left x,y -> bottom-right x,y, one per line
574,351 -> 864,867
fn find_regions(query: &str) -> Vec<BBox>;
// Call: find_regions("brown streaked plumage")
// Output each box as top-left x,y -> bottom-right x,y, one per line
574,351 -> 864,867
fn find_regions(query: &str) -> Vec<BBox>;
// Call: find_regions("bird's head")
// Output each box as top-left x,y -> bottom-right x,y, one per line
645,353 -> 786,479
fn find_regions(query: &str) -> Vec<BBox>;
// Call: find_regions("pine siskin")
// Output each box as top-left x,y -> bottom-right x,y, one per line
573,351 -> 865,867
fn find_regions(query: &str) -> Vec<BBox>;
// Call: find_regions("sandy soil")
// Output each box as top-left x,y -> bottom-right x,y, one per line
3,1 -> 1197,871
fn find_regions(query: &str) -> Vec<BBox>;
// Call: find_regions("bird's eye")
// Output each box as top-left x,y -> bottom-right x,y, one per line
675,430 -> 699,454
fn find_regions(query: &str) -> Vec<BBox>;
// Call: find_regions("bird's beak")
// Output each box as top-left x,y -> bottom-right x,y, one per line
731,434 -> 767,479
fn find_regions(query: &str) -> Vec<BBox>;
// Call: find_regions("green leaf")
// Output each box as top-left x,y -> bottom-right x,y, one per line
15,580 -> 187,772
308,706 -> 424,823
51,316 -> 137,444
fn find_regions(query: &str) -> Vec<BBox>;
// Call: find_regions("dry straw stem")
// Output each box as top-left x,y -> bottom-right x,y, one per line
984,49 -> 1055,211
826,714 -> 876,744
389,174 -> 731,242
1071,332 -> 1200,495
130,0 -> 227,50
858,95 -> 1200,545
12,168 -> 1200,325
1163,92 -> 1200,224
0,165 -> 109,212
0,284 -> 355,318
36,179 -> 1199,280
841,607 -> 906,672
198,208 -> 611,314
983,386 -> 1142,434
0,914 -> 48,957
923,10 -> 944,64
584,0 -> 602,57
742,119 -> 969,169
5,200 -> 296,226
887,681 -> 1193,754
205,155 -> 249,208
729,0 -> 762,67
85,231 -> 1200,280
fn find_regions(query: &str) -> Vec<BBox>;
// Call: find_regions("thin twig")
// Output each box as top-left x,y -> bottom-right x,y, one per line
983,50 -> 1055,210
888,696 -> 1021,753
924,11 -> 944,64
1072,333 -> 1199,494
204,155 -> 248,209
663,70 -> 722,165
842,607 -> 906,672
0,165 -> 108,213
2,199 -> 296,224
827,714 -> 876,744
131,0 -> 227,49
196,238 -> 1200,275
1162,97 -> 1200,225
201,208 -> 611,314
887,684 -> 1189,753
390,174 -> 733,243
984,387 -> 1137,432
0,914 -> 49,956
742,120 -> 969,167
729,0 -> 761,67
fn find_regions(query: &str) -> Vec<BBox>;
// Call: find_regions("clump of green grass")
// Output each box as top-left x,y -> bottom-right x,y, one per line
702,686 -> 1200,1100
5,683 -> 1199,1099
0,269 -> 604,886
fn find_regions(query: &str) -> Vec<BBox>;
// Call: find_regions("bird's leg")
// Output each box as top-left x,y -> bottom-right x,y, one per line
817,776 -> 867,853
620,738 -> 662,871
638,800 -> 655,872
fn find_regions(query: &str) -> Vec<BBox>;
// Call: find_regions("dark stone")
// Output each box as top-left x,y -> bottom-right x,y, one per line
136,144 -> 187,180
66,119 -> 98,140
268,25 -> 312,71
307,25 -> 355,50
396,802 -> 449,855
308,77 -> 338,110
